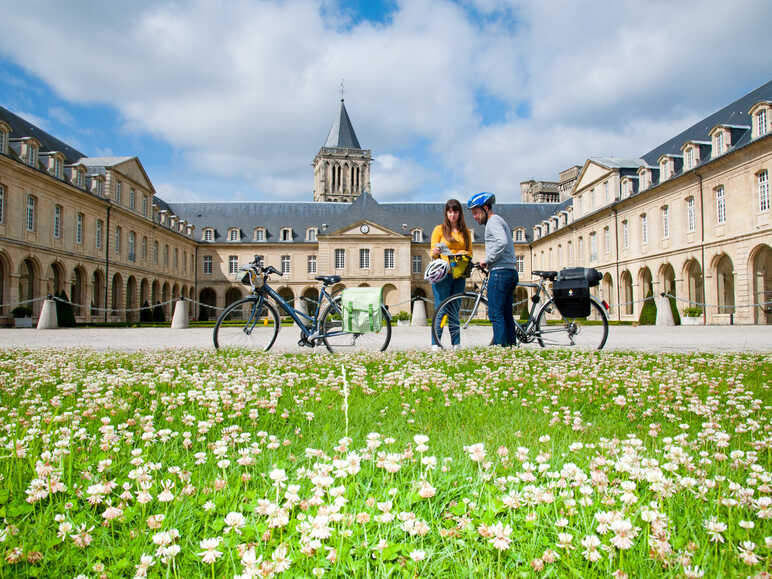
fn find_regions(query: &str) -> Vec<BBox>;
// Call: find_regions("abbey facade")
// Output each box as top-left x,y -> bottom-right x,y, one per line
0,83 -> 770,326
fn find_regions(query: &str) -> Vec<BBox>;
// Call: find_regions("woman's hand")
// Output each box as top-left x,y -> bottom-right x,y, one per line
431,247 -> 440,259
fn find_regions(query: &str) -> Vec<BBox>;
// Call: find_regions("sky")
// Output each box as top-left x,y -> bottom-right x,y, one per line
0,0 -> 769,204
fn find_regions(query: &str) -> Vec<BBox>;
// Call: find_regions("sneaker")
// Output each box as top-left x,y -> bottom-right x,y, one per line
431,345 -> 440,352
451,344 -> 461,351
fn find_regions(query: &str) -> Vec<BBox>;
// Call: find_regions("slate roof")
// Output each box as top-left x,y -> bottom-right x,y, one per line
0,105 -> 86,164
324,99 -> 361,149
168,192 -> 561,243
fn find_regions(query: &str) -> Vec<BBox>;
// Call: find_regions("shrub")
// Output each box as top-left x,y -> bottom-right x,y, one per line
638,291 -> 657,325
684,306 -> 703,317
669,295 -> 681,325
519,304 -> 529,321
12,306 -> 32,318
395,311 -> 410,322
55,291 -> 77,327
152,302 -> 166,323
140,301 -> 153,323
198,306 -> 209,322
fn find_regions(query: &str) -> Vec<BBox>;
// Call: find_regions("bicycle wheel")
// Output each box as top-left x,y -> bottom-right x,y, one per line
213,297 -> 280,352
535,296 -> 608,350
431,292 -> 493,349
320,296 -> 391,353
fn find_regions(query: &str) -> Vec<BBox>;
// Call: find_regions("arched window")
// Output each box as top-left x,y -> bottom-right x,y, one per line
306,228 -> 317,242
228,228 -> 240,242
203,228 -> 214,242
281,228 -> 293,241
411,229 -> 423,242
254,227 -> 265,241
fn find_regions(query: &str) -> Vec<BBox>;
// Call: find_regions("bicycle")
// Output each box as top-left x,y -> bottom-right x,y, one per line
431,264 -> 609,350
213,256 -> 392,353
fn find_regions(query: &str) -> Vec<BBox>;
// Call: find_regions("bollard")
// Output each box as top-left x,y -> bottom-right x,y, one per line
411,300 -> 427,326
37,297 -> 59,329
655,293 -> 674,326
171,298 -> 189,329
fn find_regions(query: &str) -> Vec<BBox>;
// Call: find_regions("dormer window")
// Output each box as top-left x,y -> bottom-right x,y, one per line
411,228 -> 423,242
203,228 -> 214,242
534,226 -> 541,239
280,227 -> 293,241
159,210 -> 168,225
712,128 -> 726,157
254,227 -> 265,241
638,168 -> 649,191
22,138 -> 39,167
72,166 -> 86,189
684,147 -> 694,170
306,227 -> 317,242
514,228 -> 524,242
749,101 -> 770,139
48,153 -> 64,179
553,217 -> 559,231
0,122 -> 8,154
228,227 -> 241,242
92,176 -> 105,197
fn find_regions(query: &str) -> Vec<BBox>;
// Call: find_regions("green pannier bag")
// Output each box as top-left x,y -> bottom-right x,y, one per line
341,287 -> 384,333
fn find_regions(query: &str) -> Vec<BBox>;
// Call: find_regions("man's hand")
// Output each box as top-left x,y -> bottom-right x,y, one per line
479,260 -> 487,270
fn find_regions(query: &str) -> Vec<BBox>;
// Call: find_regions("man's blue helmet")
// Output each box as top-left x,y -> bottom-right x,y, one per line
467,192 -> 495,209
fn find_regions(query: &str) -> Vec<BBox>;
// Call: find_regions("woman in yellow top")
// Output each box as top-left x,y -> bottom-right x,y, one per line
430,198 -> 472,350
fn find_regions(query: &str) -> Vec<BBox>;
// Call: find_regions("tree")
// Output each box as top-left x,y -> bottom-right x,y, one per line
55,290 -> 77,327
638,290 -> 656,325
140,301 -> 153,322
152,302 -> 166,323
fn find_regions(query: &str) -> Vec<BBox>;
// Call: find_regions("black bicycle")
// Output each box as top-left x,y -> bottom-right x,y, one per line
213,256 -> 391,353
431,264 -> 609,350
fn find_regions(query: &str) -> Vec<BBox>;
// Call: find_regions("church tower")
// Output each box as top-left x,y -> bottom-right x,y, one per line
313,98 -> 371,202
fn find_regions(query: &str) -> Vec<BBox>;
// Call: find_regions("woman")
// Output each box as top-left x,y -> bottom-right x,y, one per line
429,198 -> 472,349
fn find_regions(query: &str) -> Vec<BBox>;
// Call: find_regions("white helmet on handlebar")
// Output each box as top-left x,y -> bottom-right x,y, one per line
424,259 -> 450,283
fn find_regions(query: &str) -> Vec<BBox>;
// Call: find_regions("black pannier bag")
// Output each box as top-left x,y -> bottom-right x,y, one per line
552,267 -> 602,318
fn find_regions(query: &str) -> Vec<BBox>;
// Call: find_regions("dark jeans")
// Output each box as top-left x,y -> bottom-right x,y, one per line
431,275 -> 466,345
487,268 -> 518,346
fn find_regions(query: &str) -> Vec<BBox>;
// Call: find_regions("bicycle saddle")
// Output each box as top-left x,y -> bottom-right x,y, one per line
315,275 -> 341,285
532,270 -> 558,280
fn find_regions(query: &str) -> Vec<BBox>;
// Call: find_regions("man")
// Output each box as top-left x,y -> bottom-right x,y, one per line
467,192 -> 518,346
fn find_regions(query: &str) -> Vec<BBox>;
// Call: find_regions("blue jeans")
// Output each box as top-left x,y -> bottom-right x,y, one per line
431,275 -> 466,345
487,268 -> 518,346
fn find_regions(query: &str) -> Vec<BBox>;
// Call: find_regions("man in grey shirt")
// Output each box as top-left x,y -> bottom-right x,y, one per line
468,192 -> 518,346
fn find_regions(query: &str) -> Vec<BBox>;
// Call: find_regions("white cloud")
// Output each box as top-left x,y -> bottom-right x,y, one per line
0,0 -> 768,202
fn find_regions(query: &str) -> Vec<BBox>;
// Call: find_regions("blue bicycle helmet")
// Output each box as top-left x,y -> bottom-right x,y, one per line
467,191 -> 495,209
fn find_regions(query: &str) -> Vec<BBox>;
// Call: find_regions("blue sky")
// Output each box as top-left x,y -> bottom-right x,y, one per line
0,0 -> 769,204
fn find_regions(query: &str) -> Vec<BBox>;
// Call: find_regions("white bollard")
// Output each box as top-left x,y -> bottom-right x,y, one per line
411,300 -> 427,326
37,298 -> 58,329
655,294 -> 675,326
171,299 -> 189,329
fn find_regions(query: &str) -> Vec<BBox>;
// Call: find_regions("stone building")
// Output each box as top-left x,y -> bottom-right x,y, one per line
0,81 -> 769,326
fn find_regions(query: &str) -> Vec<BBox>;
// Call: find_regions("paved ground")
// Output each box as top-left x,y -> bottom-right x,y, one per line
1,324 -> 770,353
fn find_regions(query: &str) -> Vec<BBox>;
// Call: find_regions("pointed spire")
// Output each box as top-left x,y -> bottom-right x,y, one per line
324,99 -> 362,149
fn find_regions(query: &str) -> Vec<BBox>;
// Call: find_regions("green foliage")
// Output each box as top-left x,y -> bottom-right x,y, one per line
669,295 -> 681,325
518,304 -> 529,321
394,311 -> 411,321
198,304 -> 209,322
11,306 -> 32,317
638,290 -> 656,325
684,306 -> 703,317
140,301 -> 153,323
55,290 -> 77,327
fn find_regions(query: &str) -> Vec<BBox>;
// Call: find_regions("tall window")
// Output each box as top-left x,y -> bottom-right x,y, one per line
306,228 -> 317,241
96,219 -> 103,249
411,229 -> 423,242
622,220 -> 629,249
639,171 -> 648,190
280,228 -> 292,241
335,249 -> 345,269
128,231 -> 136,262
141,236 -> 147,260
53,205 -> 62,238
164,245 -> 169,267
26,143 -> 38,167
359,248 -> 370,269
589,232 -> 598,262
757,109 -> 768,137
0,129 -> 6,154
174,248 -> 179,270
307,255 -> 317,274
228,255 -> 238,274
515,255 -> 524,273
229,228 -> 240,241
577,195 -> 583,214
687,197 -> 696,232
758,170 -> 769,212
641,214 -> 648,244
603,181 -> 609,201
590,189 -> 596,209
76,212 -> 83,245
412,255 -> 422,274
203,255 -> 213,275
115,226 -> 122,254
515,229 -> 524,242
142,195 -> 148,217
129,188 -> 136,210
281,255 -> 291,274
254,228 -> 265,241
53,157 -> 63,179
384,248 -> 395,269
26,195 -> 36,232
115,181 -> 122,204
76,169 -> 85,189
183,251 -> 187,273
685,148 -> 694,170
660,161 -> 669,181
662,206 -> 670,239
714,131 -> 724,156
153,241 -> 159,264
203,228 -> 214,242
0,184 -> 5,224
716,186 -> 726,223
578,237 -> 584,262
